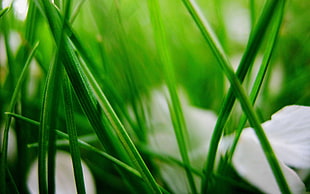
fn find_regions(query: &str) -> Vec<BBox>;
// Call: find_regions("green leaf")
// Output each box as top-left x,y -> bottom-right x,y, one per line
0,42 -> 39,194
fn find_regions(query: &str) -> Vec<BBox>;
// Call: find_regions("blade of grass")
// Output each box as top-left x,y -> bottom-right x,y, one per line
0,6 -> 10,17
2,12 -> 17,93
140,145 -> 203,177
7,168 -> 20,194
226,0 -> 285,166
63,75 -> 86,194
37,0 -> 71,190
6,111 -> 147,182
79,38 -> 162,193
109,0 -> 148,142
5,112 -> 141,179
179,0 -> 290,193
36,1 -> 161,192
39,0 -> 131,157
250,0 -> 256,28
55,131 -> 142,180
38,53 -> 62,194
147,0 -> 197,193
68,17 -> 139,142
0,42 -> 39,194
201,0 -> 288,191
14,2 -> 41,192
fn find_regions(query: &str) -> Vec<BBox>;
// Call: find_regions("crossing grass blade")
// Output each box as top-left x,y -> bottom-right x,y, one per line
227,0 -> 286,165
8,112 -> 172,193
179,0 -> 290,193
35,0 -> 161,193
78,38 -> 162,193
37,0 -> 72,192
5,112 -> 141,179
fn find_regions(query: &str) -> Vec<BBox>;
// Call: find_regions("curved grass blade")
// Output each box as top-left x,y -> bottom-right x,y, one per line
79,38 -> 161,193
63,75 -> 86,194
0,6 -> 10,18
36,0 -> 72,191
37,53 -> 62,194
0,42 -> 39,194
113,0 -> 148,142
226,0 -> 286,165
7,112 -> 172,193
36,1 -> 161,192
5,112 -> 141,179
179,0 -> 290,193
147,0 -> 197,192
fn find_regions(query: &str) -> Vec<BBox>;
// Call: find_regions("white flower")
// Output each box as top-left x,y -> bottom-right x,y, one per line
146,89 -> 217,193
27,151 -> 96,194
230,105 -> 310,194
146,88 -> 310,194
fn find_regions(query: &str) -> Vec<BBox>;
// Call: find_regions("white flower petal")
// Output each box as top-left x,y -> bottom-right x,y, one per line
262,105 -> 310,168
27,151 -> 96,194
232,130 -> 306,194
0,126 -> 17,163
158,163 -> 192,193
147,88 -> 217,193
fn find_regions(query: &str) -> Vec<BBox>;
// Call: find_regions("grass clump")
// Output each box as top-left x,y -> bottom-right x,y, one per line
0,0 -> 309,193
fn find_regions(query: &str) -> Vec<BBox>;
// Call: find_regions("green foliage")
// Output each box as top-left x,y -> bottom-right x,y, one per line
0,0 -> 309,193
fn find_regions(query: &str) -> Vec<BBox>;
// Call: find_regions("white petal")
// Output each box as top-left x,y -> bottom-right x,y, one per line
157,163 -> 192,193
147,88 -> 217,193
233,130 -> 306,194
27,151 -> 96,194
263,105 -> 310,168
184,106 -> 217,151
0,126 -> 17,163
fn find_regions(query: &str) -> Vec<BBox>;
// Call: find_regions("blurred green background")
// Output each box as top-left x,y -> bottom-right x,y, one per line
1,0 -> 309,193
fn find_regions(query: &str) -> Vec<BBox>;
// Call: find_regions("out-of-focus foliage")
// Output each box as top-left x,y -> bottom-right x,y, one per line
0,0 -> 309,193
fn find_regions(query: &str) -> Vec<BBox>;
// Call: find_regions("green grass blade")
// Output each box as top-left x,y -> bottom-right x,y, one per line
0,6 -> 10,18
79,39 -> 162,193
140,145 -> 203,177
208,45 -> 291,194
37,0 -> 72,191
55,131 -> 142,180
179,0 -> 290,193
37,55 -> 62,194
40,0 -> 127,156
4,112 -> 41,125
227,0 -> 286,165
36,1 -> 161,192
0,42 -> 39,194
249,0 -> 256,28
200,0 -> 288,192
147,0 -> 197,193
62,75 -> 86,194
5,112 -> 143,182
